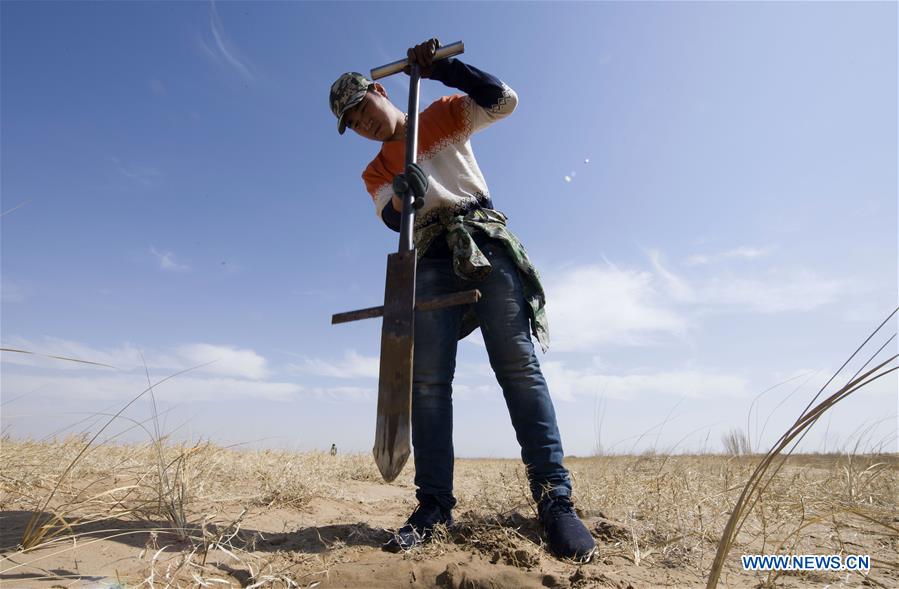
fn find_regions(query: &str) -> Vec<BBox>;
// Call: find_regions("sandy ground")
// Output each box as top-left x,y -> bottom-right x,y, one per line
1,442 -> 896,588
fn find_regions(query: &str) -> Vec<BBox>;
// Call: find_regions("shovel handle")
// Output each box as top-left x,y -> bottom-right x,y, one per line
370,41 -> 465,80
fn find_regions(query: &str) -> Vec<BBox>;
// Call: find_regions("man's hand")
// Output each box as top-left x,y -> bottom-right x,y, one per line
393,163 -> 429,210
403,38 -> 440,79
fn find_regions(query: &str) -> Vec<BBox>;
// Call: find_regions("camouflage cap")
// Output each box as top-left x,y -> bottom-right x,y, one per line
329,72 -> 372,135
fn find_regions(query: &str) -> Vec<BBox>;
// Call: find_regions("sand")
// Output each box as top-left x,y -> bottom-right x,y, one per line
2,442 -> 895,588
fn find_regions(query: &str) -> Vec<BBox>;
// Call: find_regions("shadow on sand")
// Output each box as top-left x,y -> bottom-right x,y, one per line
0,509 -> 391,555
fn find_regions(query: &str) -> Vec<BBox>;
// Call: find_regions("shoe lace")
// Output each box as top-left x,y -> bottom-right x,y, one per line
408,501 -> 445,529
542,496 -> 575,519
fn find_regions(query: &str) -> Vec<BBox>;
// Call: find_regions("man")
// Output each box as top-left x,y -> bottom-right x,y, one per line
329,39 -> 596,562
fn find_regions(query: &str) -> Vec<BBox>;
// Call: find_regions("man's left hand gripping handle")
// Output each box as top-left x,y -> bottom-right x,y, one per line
393,163 -> 429,210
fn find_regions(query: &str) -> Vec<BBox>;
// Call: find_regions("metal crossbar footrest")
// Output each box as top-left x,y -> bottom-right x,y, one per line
331,289 -> 481,325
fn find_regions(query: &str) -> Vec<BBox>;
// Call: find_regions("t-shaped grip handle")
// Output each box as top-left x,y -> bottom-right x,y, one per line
370,41 -> 465,80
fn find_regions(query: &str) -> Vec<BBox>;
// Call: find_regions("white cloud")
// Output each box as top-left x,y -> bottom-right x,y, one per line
150,246 -> 190,272
686,246 -> 771,266
301,386 -> 373,401
542,361 -> 752,402
287,350 -> 379,379
1,337 -> 268,380
108,157 -> 163,186
175,343 -> 269,380
0,339 -> 381,407
650,252 -> 846,313
199,1 -> 255,82
3,374 -> 379,405
648,249 -> 694,302
452,382 -> 501,399
1,337 -> 145,370
1,199 -> 30,218
368,34 -> 415,102
698,271 -> 845,313
2,373 -> 299,403
545,263 -> 687,351
540,251 -> 849,354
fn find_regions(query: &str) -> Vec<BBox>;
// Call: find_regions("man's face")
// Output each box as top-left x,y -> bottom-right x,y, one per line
343,85 -> 399,142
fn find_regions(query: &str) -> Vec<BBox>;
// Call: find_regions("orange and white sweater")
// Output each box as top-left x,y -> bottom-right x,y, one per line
361,58 -> 518,238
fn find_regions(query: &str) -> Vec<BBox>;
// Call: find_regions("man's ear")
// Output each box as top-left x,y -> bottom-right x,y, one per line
371,82 -> 388,98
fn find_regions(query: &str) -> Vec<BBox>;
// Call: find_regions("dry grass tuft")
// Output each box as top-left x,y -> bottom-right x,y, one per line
2,439 -> 896,587
706,307 -> 898,588
1,311 -> 896,587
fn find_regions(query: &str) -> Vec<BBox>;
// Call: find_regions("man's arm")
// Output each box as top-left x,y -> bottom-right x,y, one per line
429,58 -> 512,109
428,57 -> 518,131
407,39 -> 516,117
407,39 -> 517,132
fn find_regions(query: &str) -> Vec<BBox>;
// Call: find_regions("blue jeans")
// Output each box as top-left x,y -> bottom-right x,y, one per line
412,238 -> 571,510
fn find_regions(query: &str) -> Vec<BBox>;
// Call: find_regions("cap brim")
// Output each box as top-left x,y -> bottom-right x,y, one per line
336,91 -> 367,135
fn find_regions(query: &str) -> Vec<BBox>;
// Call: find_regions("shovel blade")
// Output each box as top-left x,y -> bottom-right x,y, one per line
373,250 -> 416,482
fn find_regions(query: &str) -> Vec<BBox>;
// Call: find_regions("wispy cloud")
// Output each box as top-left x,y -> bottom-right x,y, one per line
1,199 -> 30,218
175,343 -> 269,380
1,337 -> 266,381
686,246 -> 771,266
545,263 -> 687,351
650,251 -> 846,313
0,338 -> 338,403
287,350 -> 379,379
648,249 -> 694,301
2,336 -> 145,371
199,0 -> 255,82
150,246 -> 190,272
3,373 -> 299,403
109,157 -> 163,186
300,386 -> 373,401
543,250 -> 849,353
542,361 -> 752,402
366,34 -> 433,106
698,272 -> 846,313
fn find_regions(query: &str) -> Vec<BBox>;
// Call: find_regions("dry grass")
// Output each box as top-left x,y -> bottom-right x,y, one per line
1,313 -> 895,587
1,438 -> 896,588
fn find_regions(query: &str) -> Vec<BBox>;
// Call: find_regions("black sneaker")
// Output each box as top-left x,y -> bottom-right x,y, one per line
383,499 -> 453,552
538,495 -> 596,562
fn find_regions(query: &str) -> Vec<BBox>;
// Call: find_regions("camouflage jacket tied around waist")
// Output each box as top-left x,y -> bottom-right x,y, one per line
414,207 -> 550,353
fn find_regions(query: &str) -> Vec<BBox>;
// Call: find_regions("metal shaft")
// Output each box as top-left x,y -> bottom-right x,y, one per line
398,63 -> 420,254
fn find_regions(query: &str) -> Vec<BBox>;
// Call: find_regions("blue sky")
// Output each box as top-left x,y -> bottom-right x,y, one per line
2,1 -> 896,457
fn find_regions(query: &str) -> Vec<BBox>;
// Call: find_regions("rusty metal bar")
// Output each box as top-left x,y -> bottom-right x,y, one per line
332,289 -> 482,325
416,288 -> 481,312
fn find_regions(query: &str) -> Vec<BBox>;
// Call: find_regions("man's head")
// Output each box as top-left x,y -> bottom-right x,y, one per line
329,72 -> 405,142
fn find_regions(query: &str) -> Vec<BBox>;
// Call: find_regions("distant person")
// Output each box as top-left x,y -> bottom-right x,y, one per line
329,38 -> 595,562
330,443 -> 337,456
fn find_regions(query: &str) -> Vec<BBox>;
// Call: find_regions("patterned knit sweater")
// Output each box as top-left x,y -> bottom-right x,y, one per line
361,58 -> 518,233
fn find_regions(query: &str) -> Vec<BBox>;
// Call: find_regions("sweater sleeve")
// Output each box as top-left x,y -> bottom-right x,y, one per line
363,157 -> 401,232
429,57 -> 518,134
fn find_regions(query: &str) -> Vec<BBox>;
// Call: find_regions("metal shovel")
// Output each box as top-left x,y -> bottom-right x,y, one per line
332,41 -> 481,482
